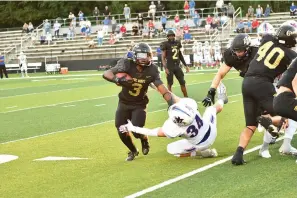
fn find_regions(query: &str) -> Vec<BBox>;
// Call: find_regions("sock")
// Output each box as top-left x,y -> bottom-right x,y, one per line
263,130 -> 273,144
217,99 -> 224,107
284,119 -> 297,139
118,132 -> 137,153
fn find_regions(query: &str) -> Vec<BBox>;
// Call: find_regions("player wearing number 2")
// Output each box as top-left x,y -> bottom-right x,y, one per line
231,25 -> 297,165
161,30 -> 189,97
103,43 -> 176,161
119,83 -> 228,158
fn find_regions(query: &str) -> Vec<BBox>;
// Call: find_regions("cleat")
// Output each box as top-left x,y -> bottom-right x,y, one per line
231,152 -> 246,165
141,138 -> 150,155
259,147 -> 271,158
126,150 -> 139,161
201,148 -> 218,158
210,148 -> 218,157
279,145 -> 297,156
217,82 -> 228,104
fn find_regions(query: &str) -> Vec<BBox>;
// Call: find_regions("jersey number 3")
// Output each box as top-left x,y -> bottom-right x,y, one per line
129,83 -> 143,96
256,41 -> 285,69
186,115 -> 203,138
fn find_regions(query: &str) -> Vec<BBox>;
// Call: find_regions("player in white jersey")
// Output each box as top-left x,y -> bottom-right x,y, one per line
193,41 -> 204,70
18,52 -> 29,78
119,83 -> 228,158
213,41 -> 222,68
203,41 -> 212,68
251,22 -> 275,47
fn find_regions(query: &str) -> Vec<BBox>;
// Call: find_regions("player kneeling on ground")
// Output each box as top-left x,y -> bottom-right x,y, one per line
119,83 -> 228,158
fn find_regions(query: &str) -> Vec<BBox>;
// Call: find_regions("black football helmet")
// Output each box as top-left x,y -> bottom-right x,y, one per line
132,43 -> 153,66
167,30 -> 175,42
274,24 -> 297,48
230,33 -> 252,60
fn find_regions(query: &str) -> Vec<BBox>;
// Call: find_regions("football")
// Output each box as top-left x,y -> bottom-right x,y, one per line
116,73 -> 133,81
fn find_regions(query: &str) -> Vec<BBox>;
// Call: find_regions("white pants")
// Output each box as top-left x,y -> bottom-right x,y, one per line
204,55 -> 212,64
167,107 -> 217,155
194,54 -> 203,63
214,54 -> 222,61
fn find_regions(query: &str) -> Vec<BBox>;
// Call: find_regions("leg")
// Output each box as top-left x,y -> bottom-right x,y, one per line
166,69 -> 174,92
131,106 -> 150,155
174,67 -> 188,97
115,102 -> 138,161
0,66 -> 3,79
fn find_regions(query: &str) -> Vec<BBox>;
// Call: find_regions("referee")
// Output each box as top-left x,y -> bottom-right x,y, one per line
0,52 -> 8,79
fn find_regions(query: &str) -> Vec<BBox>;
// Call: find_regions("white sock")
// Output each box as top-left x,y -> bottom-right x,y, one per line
262,130 -> 272,150
217,99 -> 224,107
284,119 -> 297,139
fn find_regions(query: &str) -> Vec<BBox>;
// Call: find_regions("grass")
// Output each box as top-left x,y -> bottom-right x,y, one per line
0,70 -> 296,198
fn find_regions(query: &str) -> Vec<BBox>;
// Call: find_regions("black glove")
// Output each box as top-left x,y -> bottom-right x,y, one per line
239,71 -> 245,77
114,75 -> 132,87
202,88 -> 216,107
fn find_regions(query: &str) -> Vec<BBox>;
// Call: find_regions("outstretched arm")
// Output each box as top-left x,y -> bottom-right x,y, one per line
119,120 -> 166,137
210,63 -> 232,89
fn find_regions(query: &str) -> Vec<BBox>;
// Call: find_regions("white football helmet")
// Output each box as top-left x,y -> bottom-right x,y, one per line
193,41 -> 198,46
214,41 -> 219,47
168,98 -> 197,127
257,22 -> 275,37
281,20 -> 297,28
198,42 -> 202,47
204,41 -> 209,47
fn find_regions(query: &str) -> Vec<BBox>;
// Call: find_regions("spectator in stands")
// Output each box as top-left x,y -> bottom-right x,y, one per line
78,11 -> 84,21
205,23 -> 211,34
184,0 -> 190,19
245,19 -> 252,33
115,24 -> 121,34
220,13 -> 228,25
68,12 -> 75,20
142,26 -> 149,40
71,15 -> 77,27
103,17 -> 109,35
252,17 -> 259,32
174,14 -> 180,27
183,31 -> 192,44
236,20 -> 244,33
227,3 -> 235,21
85,25 -> 91,40
175,26 -> 183,40
126,45 -> 134,59
103,6 -> 111,20
80,20 -> 86,35
264,4 -> 272,17
137,13 -> 144,31
290,3 -> 297,16
28,22 -> 34,33
256,5 -> 263,18
22,23 -> 29,34
149,27 -> 155,38
216,0 -> 224,15
193,10 -> 200,28
93,7 -> 100,25
148,1 -> 156,21
111,17 -> 117,33
156,1 -> 165,17
115,32 -> 122,42
132,23 -> 139,36
160,12 -> 169,32
97,27 -> 104,46
45,32 -> 52,45
108,33 -> 116,44
211,16 -> 220,29
43,19 -> 51,34
53,21 -> 61,38
0,52 -> 8,79
206,15 -> 213,25
183,19 -> 189,33
147,20 -> 154,29
189,0 -> 195,17
120,24 -> 127,37
88,39 -> 95,48
246,6 -> 254,19
67,24 -> 75,40
123,4 -> 130,24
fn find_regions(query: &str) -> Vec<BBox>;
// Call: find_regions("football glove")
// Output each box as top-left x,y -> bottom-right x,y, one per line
114,75 -> 132,87
119,120 -> 136,133
202,88 -> 216,107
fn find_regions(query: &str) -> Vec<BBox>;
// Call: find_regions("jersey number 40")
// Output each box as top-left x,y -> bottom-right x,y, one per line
256,41 -> 285,69
186,115 -> 203,138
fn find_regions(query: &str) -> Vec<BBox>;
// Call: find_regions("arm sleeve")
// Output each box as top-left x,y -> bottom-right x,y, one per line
161,120 -> 183,138
109,58 -> 130,74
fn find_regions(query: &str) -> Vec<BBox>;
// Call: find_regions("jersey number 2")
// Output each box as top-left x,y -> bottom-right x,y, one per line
129,83 -> 143,96
186,115 -> 203,138
256,41 -> 285,69
172,48 -> 178,60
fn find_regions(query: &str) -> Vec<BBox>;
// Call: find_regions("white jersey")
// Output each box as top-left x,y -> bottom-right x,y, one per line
214,46 -> 222,61
203,46 -> 211,56
18,54 -> 27,64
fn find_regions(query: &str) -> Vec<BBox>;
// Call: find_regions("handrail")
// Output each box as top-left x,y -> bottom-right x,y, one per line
233,7 -> 242,25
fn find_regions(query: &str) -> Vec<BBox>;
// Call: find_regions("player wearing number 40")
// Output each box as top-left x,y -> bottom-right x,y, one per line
103,42 -> 178,162
119,83 -> 228,158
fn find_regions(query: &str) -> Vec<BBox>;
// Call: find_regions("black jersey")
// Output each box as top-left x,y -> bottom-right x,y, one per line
277,57 -> 297,91
245,35 -> 297,82
223,46 -> 258,77
160,40 -> 182,67
110,58 -> 163,106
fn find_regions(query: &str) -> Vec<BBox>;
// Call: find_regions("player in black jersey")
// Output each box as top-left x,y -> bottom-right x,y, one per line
161,30 -> 189,97
231,25 -> 297,165
103,43 -> 176,161
202,34 -> 258,107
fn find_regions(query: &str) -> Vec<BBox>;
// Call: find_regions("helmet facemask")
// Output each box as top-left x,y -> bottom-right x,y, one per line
135,52 -> 152,66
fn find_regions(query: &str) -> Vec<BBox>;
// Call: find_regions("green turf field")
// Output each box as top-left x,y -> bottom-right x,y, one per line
0,70 -> 296,198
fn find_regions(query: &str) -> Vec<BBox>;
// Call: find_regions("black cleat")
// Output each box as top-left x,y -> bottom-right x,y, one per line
126,150 -> 139,161
231,152 -> 246,166
141,139 -> 150,155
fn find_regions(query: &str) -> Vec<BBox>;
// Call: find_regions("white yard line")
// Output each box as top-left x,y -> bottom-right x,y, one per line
0,108 -> 167,145
95,104 -> 106,107
6,106 -> 17,109
62,105 -> 76,108
124,135 -> 290,198
229,100 -> 238,104
1,77 -> 240,114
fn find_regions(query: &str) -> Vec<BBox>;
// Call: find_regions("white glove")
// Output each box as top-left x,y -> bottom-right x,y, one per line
119,119 -> 136,133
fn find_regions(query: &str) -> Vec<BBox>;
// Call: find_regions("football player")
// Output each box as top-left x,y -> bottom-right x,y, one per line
193,41 -> 204,70
203,41 -> 212,68
213,41 -> 222,68
202,34 -> 258,107
231,25 -> 297,165
161,30 -> 189,97
18,52 -> 29,78
251,22 -> 275,46
119,83 -> 228,158
103,43 -> 177,161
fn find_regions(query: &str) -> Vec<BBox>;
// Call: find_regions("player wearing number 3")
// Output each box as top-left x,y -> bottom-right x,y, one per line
103,43 -> 177,161
119,83 -> 228,158
231,25 -> 297,165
